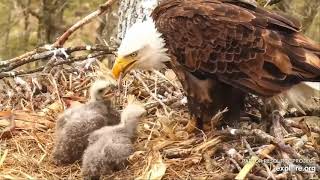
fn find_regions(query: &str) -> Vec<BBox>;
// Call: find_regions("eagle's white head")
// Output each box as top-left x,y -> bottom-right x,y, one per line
112,19 -> 170,79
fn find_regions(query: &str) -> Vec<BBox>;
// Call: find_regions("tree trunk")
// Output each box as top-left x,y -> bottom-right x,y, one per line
99,0 -> 159,68
4,6 -> 12,51
37,0 -> 67,45
97,1 -> 120,46
117,0 -> 159,40
22,0 -> 31,51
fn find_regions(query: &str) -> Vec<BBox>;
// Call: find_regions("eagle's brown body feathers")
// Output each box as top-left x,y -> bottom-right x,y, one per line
152,0 -> 320,126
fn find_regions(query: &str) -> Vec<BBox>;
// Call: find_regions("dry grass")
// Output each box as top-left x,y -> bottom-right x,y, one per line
0,64 -> 319,180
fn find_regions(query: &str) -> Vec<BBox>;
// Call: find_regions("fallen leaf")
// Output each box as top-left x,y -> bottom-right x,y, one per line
136,151 -> 167,180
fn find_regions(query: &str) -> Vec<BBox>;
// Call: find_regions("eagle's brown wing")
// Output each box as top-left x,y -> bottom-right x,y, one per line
152,0 -> 320,97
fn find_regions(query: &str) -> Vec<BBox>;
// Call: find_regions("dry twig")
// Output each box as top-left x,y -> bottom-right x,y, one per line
53,0 -> 117,47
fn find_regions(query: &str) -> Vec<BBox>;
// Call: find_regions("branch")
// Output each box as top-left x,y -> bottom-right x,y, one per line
2,0 -> 117,68
215,128 -> 320,173
0,51 -> 112,79
53,0 -> 117,47
286,118 -> 320,134
133,71 -> 171,116
264,0 -> 282,7
0,49 -> 38,67
0,45 -> 114,72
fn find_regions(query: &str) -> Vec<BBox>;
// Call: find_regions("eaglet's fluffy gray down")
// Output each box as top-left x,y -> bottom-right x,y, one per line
52,79 -> 120,165
81,98 -> 146,180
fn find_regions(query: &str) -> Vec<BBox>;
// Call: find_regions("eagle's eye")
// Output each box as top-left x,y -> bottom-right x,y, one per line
97,89 -> 104,94
130,52 -> 137,57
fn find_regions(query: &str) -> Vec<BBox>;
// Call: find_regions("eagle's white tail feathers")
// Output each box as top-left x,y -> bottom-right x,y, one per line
303,82 -> 320,91
273,82 -> 319,115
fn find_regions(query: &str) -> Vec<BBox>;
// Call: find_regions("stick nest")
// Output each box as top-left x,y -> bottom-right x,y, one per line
0,62 -> 319,180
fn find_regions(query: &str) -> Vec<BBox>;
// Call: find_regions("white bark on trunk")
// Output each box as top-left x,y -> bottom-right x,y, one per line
117,0 -> 159,40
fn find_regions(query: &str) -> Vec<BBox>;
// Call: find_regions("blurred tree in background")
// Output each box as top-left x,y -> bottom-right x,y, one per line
252,0 -> 319,42
0,0 -> 319,62
275,0 -> 320,42
0,0 -> 106,60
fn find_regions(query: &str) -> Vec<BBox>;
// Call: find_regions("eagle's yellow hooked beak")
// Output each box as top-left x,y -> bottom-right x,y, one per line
111,56 -> 137,79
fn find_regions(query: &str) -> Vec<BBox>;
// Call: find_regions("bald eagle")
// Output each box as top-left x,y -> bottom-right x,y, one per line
112,0 -> 320,128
